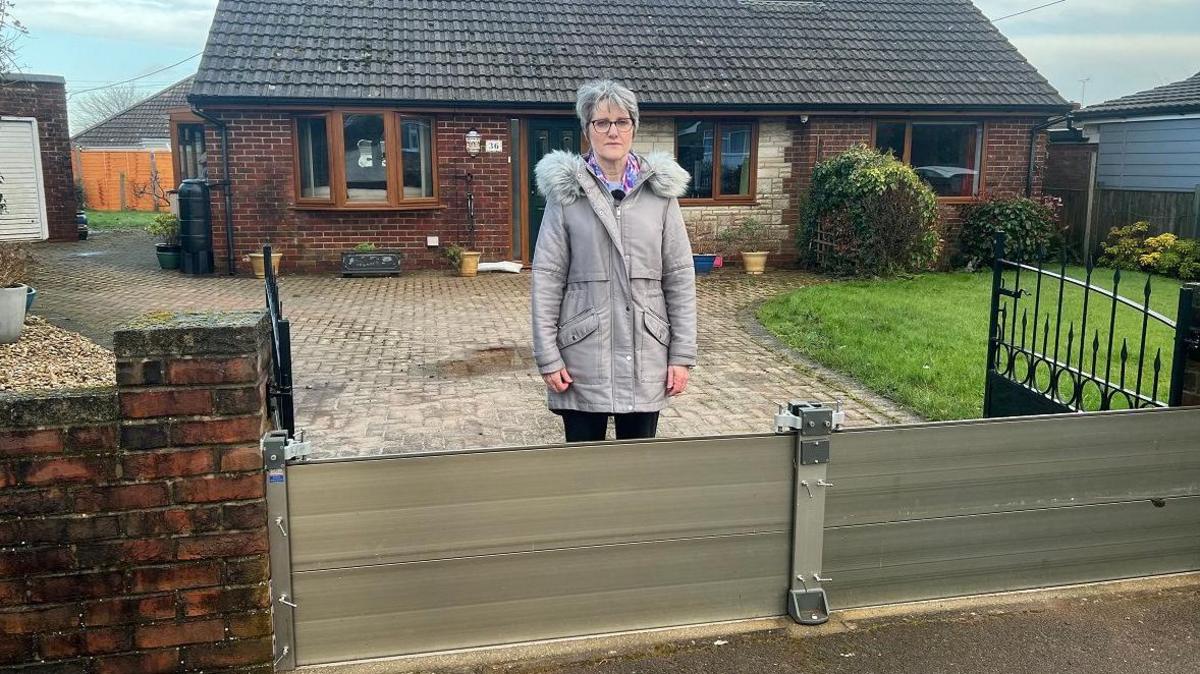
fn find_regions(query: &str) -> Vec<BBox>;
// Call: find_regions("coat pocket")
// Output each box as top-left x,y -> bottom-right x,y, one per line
556,310 -> 603,381
638,308 -> 671,383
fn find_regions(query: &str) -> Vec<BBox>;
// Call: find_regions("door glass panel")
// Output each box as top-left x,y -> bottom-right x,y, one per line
719,123 -> 753,196
560,130 -> 575,152
536,130 -> 550,157
676,119 -> 713,198
401,118 -> 434,199
343,113 -> 388,202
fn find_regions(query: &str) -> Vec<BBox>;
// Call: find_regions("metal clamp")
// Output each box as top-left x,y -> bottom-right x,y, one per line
779,401 -> 835,626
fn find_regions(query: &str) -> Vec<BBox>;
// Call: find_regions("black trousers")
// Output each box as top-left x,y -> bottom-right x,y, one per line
558,410 -> 660,443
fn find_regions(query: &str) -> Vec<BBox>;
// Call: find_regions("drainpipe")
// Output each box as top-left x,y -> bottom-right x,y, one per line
1026,112 -> 1074,197
191,107 -> 236,275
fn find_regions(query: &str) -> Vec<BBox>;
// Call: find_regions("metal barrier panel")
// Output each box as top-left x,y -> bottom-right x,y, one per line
285,434 -> 795,665
825,407 -> 1200,608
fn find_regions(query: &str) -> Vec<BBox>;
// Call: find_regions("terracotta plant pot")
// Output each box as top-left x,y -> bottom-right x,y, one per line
0,284 -> 27,344
741,251 -> 769,275
246,253 -> 283,279
459,251 -> 482,277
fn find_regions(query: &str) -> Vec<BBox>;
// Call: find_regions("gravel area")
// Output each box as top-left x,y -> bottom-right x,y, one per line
0,316 -> 116,393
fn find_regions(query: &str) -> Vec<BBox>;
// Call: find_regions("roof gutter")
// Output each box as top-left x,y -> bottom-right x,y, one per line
1026,111 -> 1074,197
190,106 -> 236,275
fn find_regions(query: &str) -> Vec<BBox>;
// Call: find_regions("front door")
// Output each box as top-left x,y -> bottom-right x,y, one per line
526,118 -> 581,261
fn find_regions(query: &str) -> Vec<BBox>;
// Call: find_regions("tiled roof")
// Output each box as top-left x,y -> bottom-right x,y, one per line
1076,71 -> 1200,119
191,0 -> 1067,111
72,77 -> 193,148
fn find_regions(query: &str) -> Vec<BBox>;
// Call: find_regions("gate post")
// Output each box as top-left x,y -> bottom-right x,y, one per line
1173,283 -> 1200,406
983,232 -> 1007,418
263,431 -> 297,671
776,401 -> 837,625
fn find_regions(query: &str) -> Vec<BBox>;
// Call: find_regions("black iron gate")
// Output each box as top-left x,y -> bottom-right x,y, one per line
263,244 -> 295,437
984,233 -> 1195,417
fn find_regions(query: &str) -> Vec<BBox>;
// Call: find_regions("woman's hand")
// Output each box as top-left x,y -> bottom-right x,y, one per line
543,368 -> 573,393
666,365 -> 690,397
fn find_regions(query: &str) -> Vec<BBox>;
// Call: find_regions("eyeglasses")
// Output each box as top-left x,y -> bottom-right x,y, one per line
589,118 -> 634,134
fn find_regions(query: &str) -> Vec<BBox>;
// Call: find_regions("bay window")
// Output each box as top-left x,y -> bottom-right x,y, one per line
874,121 -> 983,198
293,111 -> 438,208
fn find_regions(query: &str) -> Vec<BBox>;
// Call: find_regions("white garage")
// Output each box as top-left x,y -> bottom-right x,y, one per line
0,116 -> 50,241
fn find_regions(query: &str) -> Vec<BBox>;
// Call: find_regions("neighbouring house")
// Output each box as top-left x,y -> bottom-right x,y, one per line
1048,69 -> 1200,253
71,76 -> 201,212
0,74 -> 76,241
185,0 -> 1069,274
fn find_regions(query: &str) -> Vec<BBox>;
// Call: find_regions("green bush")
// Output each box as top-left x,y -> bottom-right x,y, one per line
799,146 -> 940,276
1098,222 -> 1200,280
958,196 -> 1062,268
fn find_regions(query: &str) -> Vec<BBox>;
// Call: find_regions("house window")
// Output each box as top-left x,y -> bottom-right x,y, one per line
175,123 -> 206,181
293,111 -> 439,208
874,121 -> 983,198
675,119 -> 757,202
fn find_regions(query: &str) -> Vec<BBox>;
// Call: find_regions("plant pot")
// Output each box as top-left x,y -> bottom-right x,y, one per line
25,286 -> 36,312
0,285 -> 27,344
692,254 -> 718,275
741,251 -> 769,275
246,253 -> 283,279
458,251 -> 482,277
78,226 -> 89,241
714,255 -> 724,269
155,244 -> 181,270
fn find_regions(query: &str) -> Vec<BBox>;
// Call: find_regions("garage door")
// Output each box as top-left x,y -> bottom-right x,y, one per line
0,117 -> 49,241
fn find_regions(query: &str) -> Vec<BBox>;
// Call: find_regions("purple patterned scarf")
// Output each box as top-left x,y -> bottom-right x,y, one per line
584,151 -> 640,193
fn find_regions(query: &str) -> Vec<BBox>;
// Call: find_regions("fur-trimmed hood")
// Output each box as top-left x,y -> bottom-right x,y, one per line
535,151 -> 691,205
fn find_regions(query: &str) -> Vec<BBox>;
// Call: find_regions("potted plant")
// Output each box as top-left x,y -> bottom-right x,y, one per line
245,171 -> 292,278
718,217 -> 772,275
342,242 -> 403,277
0,243 -> 32,344
443,242 -> 479,277
74,180 -> 89,240
146,213 -> 181,270
691,231 -> 719,276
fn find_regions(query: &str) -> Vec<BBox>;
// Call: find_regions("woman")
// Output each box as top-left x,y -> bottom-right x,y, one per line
531,79 -> 697,443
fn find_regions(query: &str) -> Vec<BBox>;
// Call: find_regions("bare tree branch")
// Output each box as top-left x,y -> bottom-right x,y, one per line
70,84 -> 146,133
0,0 -> 27,76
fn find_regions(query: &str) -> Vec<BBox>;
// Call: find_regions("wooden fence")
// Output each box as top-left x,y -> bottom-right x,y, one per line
75,148 -> 175,212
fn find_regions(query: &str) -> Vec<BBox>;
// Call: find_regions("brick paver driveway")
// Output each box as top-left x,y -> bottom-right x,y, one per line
31,231 -> 915,459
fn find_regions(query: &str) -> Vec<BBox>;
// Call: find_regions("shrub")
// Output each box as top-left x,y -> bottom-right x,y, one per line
442,243 -> 463,268
0,243 -> 33,287
1139,233 -> 1200,280
74,180 -> 88,211
716,216 -> 772,253
146,213 -> 180,246
958,196 -> 1062,268
799,146 -> 940,276
1098,222 -> 1151,270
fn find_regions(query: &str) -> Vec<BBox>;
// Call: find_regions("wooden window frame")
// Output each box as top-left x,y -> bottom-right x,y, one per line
168,110 -> 205,184
871,119 -> 986,204
291,110 -> 441,211
674,118 -> 759,206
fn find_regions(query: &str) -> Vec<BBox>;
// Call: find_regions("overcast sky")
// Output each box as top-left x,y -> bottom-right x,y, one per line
12,0 -> 1200,109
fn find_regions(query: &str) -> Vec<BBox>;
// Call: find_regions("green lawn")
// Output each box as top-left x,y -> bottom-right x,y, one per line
758,267 -> 1186,421
85,210 -> 158,231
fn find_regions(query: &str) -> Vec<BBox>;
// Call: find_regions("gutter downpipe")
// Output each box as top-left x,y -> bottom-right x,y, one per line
1026,112 -> 1074,197
191,107 -> 236,275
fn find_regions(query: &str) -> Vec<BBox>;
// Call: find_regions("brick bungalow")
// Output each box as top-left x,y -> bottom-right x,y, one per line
185,0 -> 1069,274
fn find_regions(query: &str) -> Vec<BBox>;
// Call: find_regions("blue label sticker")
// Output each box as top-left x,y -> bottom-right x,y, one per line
269,474 -> 285,483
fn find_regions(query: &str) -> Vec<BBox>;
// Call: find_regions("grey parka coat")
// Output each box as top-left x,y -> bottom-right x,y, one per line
531,150 -> 697,414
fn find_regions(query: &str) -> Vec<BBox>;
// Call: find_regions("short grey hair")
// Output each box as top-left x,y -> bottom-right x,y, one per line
575,80 -> 640,134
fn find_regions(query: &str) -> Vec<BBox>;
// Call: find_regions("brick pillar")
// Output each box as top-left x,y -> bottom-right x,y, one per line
1183,283 -> 1200,406
1,311 -> 274,673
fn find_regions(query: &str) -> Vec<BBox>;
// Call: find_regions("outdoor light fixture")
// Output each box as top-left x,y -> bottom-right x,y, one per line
465,128 -> 482,157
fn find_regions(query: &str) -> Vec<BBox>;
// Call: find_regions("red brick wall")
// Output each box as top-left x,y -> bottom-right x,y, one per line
0,312 -> 274,673
0,77 -> 77,240
203,111 -> 512,274
788,116 -> 1052,264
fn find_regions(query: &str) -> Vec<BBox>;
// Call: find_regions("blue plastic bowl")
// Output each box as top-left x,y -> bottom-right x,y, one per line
693,254 -> 717,275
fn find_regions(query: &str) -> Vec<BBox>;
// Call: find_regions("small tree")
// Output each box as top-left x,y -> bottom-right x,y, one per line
131,155 -> 171,212
0,0 -> 27,75
799,146 -> 940,276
